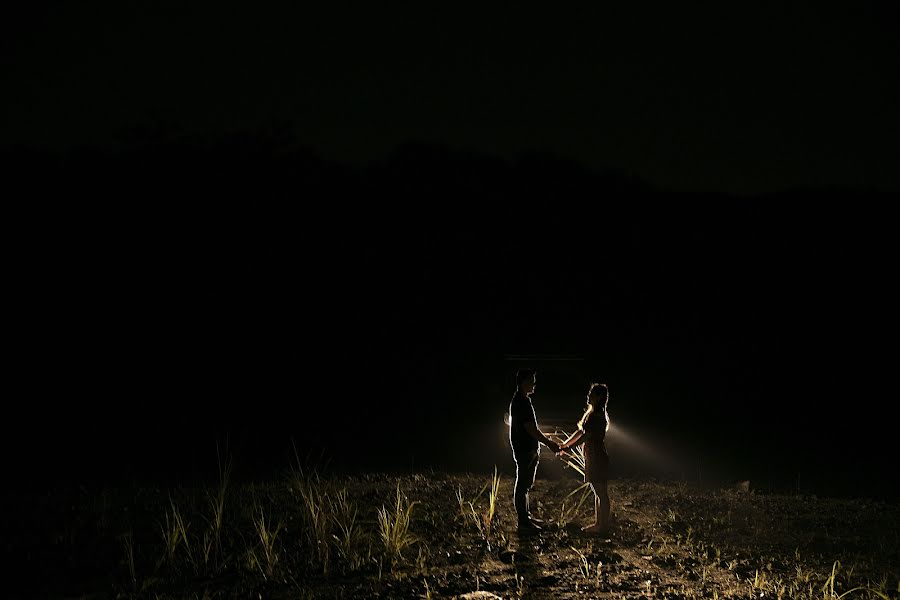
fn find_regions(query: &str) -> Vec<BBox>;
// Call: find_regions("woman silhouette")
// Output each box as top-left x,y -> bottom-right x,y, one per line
559,382 -> 611,535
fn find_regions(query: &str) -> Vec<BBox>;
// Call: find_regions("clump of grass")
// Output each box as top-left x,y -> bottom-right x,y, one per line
119,530 -> 158,595
455,480 -> 489,520
821,560 -> 843,599
736,558 -> 895,600
457,467 -> 504,550
572,545 -> 592,579
377,482 -> 418,566
121,532 -> 136,591
558,482 -> 593,528
552,428 -> 587,478
571,544 -> 603,590
551,429 -> 594,528
485,467 -> 500,529
289,439 -> 337,572
816,560 -> 895,600
331,488 -> 364,571
158,496 -> 193,570
297,478 -> 331,572
414,544 -> 431,576
474,467 -> 501,544
515,571 -> 526,599
290,451 -> 369,574
201,447 -> 232,573
247,503 -> 283,580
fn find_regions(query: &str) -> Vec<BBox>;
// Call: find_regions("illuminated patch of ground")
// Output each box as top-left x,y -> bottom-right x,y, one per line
5,474 -> 898,598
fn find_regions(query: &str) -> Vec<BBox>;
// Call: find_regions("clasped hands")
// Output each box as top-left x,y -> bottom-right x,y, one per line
544,437 -> 569,455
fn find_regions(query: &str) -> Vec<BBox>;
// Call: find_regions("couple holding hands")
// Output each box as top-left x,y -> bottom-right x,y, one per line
508,369 -> 611,535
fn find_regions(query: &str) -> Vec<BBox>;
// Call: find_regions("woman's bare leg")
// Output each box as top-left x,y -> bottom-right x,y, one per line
582,481 -> 607,533
596,479 -> 610,533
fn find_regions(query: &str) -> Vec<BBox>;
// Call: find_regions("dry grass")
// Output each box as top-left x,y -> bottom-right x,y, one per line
9,472 -> 899,599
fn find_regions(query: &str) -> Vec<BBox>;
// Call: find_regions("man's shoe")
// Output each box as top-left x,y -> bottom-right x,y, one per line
518,518 -> 542,531
527,514 -> 546,525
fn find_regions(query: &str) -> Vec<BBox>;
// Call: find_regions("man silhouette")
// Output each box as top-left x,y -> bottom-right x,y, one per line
508,368 -> 559,530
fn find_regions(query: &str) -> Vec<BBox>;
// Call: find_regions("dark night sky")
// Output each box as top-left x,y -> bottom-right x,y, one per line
3,2 -> 899,498
3,1 -> 900,193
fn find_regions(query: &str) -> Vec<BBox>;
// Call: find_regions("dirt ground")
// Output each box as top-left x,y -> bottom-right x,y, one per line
4,471 -> 899,599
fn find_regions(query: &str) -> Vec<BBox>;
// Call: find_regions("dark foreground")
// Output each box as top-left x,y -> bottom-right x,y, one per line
5,468 -> 899,599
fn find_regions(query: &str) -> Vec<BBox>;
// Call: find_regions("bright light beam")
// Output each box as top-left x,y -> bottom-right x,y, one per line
605,420 -> 685,474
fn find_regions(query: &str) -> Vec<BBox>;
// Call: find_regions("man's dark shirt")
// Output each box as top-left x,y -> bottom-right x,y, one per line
509,391 -> 539,454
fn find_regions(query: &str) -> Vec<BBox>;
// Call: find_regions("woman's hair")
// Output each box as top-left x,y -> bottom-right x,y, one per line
515,368 -> 536,389
577,382 -> 609,431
